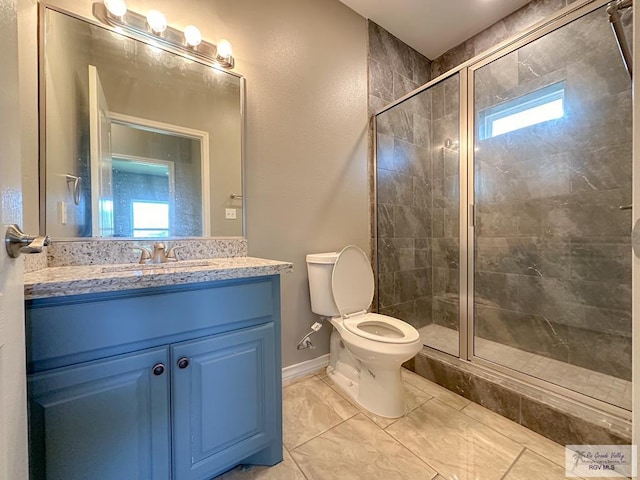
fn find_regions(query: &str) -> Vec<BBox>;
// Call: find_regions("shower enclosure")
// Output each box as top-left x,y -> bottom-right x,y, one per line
375,0 -> 632,414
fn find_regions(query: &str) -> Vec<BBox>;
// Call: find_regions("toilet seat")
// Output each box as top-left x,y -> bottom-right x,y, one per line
331,245 -> 375,318
342,313 -> 420,344
330,245 -> 419,345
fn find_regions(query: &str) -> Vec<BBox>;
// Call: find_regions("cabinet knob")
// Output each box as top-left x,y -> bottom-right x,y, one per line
152,363 -> 166,376
177,357 -> 190,369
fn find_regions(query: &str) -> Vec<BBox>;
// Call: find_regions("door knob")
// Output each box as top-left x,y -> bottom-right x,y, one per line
5,224 -> 51,258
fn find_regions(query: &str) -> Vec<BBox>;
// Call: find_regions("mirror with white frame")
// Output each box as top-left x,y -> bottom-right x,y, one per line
41,6 -> 244,239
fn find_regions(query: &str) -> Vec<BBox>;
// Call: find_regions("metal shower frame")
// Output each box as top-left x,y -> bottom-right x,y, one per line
373,0 -> 632,421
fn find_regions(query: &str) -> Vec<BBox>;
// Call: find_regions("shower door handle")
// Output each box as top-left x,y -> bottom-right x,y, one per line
632,218 -> 640,259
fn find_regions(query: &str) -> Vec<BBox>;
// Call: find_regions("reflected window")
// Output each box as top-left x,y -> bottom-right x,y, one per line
132,201 -> 169,238
479,81 -> 565,139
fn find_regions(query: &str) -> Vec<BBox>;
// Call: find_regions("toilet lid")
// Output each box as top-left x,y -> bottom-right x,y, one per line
343,313 -> 420,344
331,245 -> 374,317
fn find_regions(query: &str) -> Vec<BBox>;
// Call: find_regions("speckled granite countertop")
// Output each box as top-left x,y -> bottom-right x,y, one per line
24,257 -> 293,300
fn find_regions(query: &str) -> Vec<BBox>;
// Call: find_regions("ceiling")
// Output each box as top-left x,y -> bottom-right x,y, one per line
338,0 -> 533,60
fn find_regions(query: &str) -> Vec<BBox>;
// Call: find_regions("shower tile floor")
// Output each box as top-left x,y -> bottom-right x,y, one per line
214,368 -> 627,480
419,324 -> 632,411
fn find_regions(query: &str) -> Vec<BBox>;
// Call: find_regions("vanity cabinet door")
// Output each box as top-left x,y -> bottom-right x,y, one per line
172,323 -> 279,480
28,347 -> 171,480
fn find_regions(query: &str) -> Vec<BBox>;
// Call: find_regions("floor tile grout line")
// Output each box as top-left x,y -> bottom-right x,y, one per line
498,446 -> 526,480
426,398 -> 533,457
381,398 -> 445,477
284,444 -> 311,480
456,403 -> 569,469
283,374 -> 359,451
288,413 -> 357,452
358,407 -> 443,478
382,395 -> 435,431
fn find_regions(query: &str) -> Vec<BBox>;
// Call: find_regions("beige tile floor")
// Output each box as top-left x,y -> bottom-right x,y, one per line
419,324 -> 632,411
215,368 -> 626,480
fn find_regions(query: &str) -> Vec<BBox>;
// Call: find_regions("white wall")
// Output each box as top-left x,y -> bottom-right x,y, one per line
19,0 -> 369,368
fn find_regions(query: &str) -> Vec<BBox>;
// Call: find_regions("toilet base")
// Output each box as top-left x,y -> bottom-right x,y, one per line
326,364 -> 408,419
326,366 -> 359,404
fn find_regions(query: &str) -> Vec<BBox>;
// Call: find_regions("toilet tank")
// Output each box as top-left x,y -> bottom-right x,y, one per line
306,252 -> 340,317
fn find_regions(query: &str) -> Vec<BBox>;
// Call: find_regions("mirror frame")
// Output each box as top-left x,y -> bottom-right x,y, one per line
37,2 -> 246,239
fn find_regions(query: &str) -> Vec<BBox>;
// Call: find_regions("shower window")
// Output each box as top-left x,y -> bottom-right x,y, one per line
478,81 -> 565,139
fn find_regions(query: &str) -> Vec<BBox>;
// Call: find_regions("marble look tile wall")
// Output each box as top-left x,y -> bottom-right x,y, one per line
370,0 -> 576,330
431,0 -> 576,78
368,22 -> 430,117
375,71 -> 461,335
372,2 -> 631,384
368,21 -> 432,327
473,6 -> 632,380
429,76 -> 460,334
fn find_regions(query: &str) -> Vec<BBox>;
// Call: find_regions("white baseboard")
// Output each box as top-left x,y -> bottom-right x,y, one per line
282,354 -> 330,385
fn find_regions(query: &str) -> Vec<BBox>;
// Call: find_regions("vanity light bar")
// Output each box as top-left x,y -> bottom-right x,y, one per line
92,2 -> 235,69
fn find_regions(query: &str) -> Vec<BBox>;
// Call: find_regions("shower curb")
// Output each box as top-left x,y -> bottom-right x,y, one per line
407,348 -> 632,446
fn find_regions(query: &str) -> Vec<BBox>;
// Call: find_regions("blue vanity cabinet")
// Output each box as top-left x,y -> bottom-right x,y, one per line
28,347 -> 171,480
172,323 -> 278,480
26,276 -> 283,480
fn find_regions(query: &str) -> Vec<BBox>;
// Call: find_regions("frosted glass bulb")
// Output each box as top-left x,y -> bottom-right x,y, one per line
216,39 -> 232,58
104,0 -> 127,17
184,25 -> 202,47
146,10 -> 167,33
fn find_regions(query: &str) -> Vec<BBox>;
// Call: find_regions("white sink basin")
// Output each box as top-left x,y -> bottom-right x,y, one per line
101,259 -> 211,273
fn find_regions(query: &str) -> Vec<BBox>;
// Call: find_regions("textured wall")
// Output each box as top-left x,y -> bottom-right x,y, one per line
19,0 -> 369,368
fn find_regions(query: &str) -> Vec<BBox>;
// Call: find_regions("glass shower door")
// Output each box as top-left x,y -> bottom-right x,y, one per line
471,5 -> 632,410
376,73 -> 461,357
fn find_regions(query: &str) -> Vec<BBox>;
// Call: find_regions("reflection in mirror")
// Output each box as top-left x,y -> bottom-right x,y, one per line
110,117 -> 207,237
41,7 -> 244,239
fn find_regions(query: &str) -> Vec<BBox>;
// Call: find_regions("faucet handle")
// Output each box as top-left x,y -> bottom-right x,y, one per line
166,245 -> 184,261
133,247 -> 152,264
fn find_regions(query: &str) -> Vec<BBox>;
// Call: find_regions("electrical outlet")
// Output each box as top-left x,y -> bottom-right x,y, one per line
225,208 -> 237,220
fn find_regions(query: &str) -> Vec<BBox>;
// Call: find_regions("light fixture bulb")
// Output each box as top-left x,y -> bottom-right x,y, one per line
184,25 -> 202,47
146,10 -> 167,34
104,0 -> 127,17
216,39 -> 232,58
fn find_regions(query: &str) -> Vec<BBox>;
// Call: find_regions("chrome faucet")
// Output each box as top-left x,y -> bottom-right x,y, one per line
136,242 -> 182,264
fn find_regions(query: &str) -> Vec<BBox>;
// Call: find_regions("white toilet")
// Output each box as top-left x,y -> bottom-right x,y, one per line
306,245 -> 422,418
